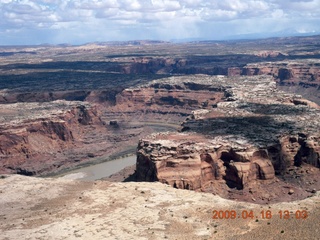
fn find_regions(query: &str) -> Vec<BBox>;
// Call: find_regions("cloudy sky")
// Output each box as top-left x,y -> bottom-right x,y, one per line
0,0 -> 320,45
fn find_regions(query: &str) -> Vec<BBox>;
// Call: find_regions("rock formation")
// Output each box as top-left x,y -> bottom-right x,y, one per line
136,75 -> 320,202
0,101 -> 107,175
113,79 -> 225,115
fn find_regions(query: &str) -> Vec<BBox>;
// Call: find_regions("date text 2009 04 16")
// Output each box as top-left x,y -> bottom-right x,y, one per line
212,209 -> 308,220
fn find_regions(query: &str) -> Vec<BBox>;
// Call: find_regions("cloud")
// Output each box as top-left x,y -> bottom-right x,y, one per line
0,0 -> 319,44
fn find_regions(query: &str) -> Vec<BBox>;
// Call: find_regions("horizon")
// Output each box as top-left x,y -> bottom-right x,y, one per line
1,0 -> 320,46
1,33 -> 320,47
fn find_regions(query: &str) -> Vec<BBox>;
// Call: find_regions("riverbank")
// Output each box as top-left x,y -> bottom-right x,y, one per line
102,164 -> 136,182
59,155 -> 137,181
42,146 -> 137,179
40,121 -> 181,179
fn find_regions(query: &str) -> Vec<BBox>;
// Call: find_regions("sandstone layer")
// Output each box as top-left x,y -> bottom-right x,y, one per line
136,75 -> 320,203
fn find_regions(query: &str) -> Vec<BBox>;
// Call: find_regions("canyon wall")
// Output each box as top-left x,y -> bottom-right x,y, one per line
0,101 -> 108,174
1,55 -> 319,105
121,57 -> 320,84
121,57 -> 320,105
113,80 -> 226,115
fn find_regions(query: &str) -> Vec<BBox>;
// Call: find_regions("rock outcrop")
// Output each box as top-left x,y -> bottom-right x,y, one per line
136,134 -> 276,192
136,75 -> 320,201
0,101 -> 109,175
113,79 -> 225,115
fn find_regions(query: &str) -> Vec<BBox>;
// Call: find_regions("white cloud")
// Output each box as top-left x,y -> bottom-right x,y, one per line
0,0 -> 319,44
73,0 -> 120,9
271,9 -> 286,19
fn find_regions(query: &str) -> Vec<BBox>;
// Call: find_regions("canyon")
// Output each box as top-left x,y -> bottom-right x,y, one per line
0,36 -> 319,202
1,35 -> 320,239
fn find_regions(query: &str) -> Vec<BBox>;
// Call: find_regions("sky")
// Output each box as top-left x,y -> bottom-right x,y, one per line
0,0 -> 320,45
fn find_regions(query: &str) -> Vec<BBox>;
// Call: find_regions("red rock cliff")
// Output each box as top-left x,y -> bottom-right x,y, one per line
0,101 -> 105,175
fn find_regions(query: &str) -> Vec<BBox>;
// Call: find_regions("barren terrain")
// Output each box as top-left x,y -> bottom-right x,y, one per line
0,174 -> 319,240
0,36 -> 320,239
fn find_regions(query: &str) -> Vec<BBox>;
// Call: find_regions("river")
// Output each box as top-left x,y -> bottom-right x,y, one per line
59,155 -> 136,181
57,122 -> 179,181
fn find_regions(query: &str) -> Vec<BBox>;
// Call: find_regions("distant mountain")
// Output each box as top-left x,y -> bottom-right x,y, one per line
82,40 -> 169,46
169,38 -> 207,43
225,29 -> 320,41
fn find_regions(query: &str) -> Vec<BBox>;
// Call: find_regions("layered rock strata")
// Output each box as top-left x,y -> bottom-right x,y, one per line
111,79 -> 225,116
136,75 -> 320,200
